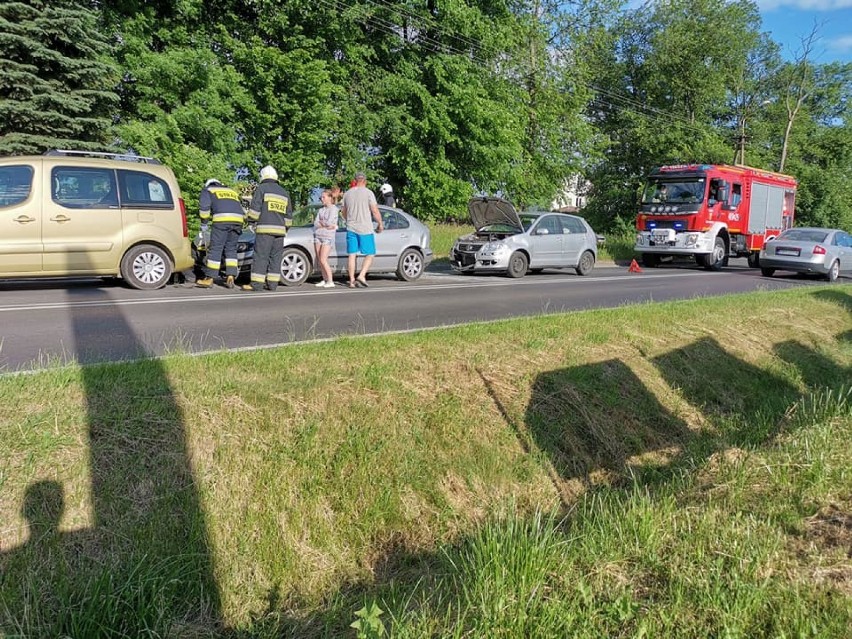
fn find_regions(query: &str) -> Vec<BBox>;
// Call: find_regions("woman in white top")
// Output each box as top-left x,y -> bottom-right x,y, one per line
313,189 -> 339,287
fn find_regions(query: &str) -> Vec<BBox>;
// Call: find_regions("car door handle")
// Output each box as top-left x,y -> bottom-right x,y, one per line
399,233 -> 408,239
50,215 -> 71,222
14,215 -> 36,223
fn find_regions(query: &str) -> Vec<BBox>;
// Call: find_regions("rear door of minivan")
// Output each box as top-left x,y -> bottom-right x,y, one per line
42,165 -> 123,274
0,161 -> 42,274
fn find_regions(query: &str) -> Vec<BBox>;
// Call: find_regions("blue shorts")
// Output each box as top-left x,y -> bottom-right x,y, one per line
346,231 -> 376,255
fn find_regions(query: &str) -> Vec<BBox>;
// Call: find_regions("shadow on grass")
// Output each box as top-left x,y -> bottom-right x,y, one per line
0,285 -> 222,635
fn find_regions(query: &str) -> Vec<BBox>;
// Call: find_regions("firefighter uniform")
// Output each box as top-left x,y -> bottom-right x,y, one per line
247,177 -> 293,291
198,181 -> 245,287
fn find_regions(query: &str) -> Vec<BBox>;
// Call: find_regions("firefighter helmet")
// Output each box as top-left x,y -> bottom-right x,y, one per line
204,178 -> 222,188
260,165 -> 278,181
379,182 -> 393,195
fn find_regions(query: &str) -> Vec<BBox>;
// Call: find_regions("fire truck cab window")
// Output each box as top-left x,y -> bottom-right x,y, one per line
730,184 -> 742,207
643,179 -> 704,204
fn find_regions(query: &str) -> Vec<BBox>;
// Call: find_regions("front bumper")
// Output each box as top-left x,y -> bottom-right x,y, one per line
450,248 -> 511,272
634,229 -> 713,255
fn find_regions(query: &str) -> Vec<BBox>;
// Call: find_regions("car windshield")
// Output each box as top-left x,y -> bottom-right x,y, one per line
777,229 -> 829,243
642,179 -> 705,204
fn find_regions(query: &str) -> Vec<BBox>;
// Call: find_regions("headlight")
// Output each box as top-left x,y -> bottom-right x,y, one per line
636,234 -> 645,246
237,242 -> 249,252
482,242 -> 508,253
684,233 -> 699,247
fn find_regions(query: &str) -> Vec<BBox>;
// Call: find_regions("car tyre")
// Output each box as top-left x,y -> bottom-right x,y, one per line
120,244 -> 172,290
760,267 -> 775,277
396,248 -> 424,281
506,251 -> 528,278
576,250 -> 595,276
826,260 -> 840,282
280,247 -> 311,286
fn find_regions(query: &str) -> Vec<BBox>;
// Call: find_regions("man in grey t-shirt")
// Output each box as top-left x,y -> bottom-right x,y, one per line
341,171 -> 384,288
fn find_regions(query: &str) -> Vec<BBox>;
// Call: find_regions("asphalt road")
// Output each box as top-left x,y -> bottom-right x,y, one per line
0,259 -> 832,371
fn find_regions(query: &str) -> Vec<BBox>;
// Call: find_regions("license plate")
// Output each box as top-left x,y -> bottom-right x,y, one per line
776,248 -> 800,256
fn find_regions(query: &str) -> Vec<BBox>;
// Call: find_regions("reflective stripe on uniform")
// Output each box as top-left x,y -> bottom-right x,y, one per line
255,224 -> 287,235
212,213 -> 244,224
200,210 -> 211,221
250,273 -> 266,283
225,259 -> 238,268
247,208 -> 261,221
206,259 -> 221,270
266,273 -> 281,282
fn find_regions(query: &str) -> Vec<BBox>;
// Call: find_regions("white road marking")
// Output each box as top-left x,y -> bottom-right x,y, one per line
0,270 -> 760,313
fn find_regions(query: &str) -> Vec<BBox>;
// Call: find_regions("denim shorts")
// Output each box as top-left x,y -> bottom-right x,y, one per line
314,236 -> 334,247
346,231 -> 376,255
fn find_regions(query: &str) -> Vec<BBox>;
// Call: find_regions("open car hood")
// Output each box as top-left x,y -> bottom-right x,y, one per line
468,197 -> 522,231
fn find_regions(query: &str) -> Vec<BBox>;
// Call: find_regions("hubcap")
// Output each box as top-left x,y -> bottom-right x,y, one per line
281,254 -> 306,282
403,253 -> 422,277
133,252 -> 167,284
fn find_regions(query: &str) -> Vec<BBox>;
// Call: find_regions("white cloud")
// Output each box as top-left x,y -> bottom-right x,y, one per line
827,34 -> 852,50
757,0 -> 852,9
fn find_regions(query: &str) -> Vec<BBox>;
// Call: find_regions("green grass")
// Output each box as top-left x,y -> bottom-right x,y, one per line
1,285 -> 851,636
428,223 -> 473,259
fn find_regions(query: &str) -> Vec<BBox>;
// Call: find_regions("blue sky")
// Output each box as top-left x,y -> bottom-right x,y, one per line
757,0 -> 852,63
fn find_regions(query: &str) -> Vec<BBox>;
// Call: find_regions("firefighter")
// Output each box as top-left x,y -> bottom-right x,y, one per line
246,165 -> 293,291
196,178 -> 246,289
378,182 -> 396,207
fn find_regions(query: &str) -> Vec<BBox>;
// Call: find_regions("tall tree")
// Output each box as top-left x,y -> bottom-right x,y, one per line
0,0 -> 118,154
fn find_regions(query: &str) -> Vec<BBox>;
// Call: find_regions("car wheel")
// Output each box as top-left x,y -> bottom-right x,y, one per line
703,236 -> 727,271
641,253 -> 660,268
506,251 -> 528,278
575,250 -> 595,276
396,248 -> 424,281
747,252 -> 760,268
760,267 -> 775,277
280,247 -> 311,286
826,260 -> 840,282
120,244 -> 172,290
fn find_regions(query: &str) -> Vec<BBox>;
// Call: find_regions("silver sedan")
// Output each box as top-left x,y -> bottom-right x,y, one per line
450,197 -> 598,277
278,204 -> 433,286
759,227 -> 852,282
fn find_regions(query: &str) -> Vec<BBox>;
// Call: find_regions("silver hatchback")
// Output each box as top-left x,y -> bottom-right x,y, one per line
450,197 -> 598,277
759,227 -> 852,282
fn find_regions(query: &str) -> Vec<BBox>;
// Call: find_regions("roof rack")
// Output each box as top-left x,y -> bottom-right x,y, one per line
44,149 -> 161,165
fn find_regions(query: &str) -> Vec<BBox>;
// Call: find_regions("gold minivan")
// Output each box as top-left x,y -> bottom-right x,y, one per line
0,150 -> 193,289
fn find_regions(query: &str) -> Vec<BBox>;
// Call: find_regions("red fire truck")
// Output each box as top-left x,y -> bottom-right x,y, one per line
634,164 -> 797,269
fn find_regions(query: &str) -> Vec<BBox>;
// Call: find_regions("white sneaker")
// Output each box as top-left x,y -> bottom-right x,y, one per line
323,281 -> 335,288
315,280 -> 327,287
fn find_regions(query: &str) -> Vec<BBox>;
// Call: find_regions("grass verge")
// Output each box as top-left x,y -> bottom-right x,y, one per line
1,285 -> 850,636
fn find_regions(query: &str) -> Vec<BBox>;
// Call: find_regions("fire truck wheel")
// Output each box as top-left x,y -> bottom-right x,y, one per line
703,237 -> 727,271
641,254 -> 659,268
760,267 -> 775,277
747,252 -> 760,268
826,260 -> 840,282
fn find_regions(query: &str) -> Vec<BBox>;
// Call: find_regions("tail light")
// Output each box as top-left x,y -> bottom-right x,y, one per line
813,245 -> 826,255
179,198 -> 188,237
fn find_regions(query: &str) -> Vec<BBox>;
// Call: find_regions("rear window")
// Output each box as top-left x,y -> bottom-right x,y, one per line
778,229 -> 828,243
118,169 -> 174,207
0,165 -> 34,208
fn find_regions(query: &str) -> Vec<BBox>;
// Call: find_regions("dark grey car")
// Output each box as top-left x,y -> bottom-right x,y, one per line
450,197 -> 598,278
759,227 -> 852,282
